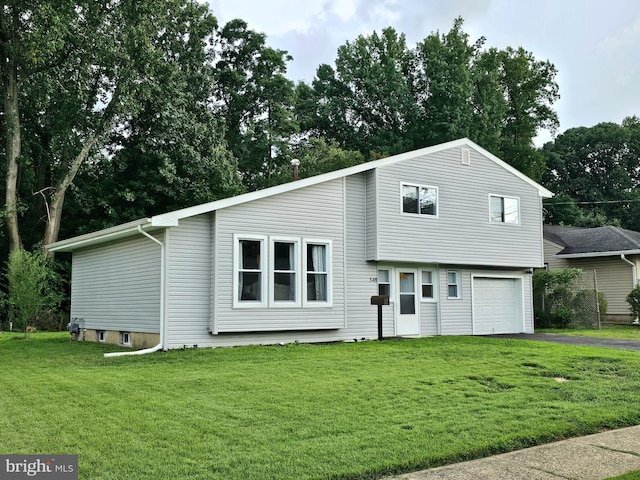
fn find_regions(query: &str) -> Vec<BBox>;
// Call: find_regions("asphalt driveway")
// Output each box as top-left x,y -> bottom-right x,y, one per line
485,333 -> 640,351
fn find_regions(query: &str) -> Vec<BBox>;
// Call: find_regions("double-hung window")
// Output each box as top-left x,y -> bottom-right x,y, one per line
271,238 -> 300,305
421,270 -> 435,300
490,195 -> 519,224
447,271 -> 461,299
377,269 -> 391,297
304,241 -> 331,305
235,235 -> 266,306
402,183 -> 438,216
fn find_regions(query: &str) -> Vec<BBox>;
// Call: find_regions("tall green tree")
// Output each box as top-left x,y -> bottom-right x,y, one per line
497,47 -> 559,179
62,3 -> 241,235
2,0 -> 228,253
213,19 -> 298,190
541,119 -> 640,229
302,27 -> 419,157
414,17 -> 478,147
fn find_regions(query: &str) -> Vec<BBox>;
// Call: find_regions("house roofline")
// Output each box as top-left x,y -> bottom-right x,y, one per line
47,138 -> 554,252
46,218 -> 154,253
151,138 -> 553,227
556,249 -> 640,259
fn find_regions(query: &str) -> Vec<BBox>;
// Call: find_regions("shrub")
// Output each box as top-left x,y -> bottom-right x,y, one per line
627,285 -> 640,321
5,249 -> 65,334
533,268 -> 583,328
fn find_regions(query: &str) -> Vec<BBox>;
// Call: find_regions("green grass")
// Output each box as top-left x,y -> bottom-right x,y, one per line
3,332 -> 640,479
538,324 -> 640,340
609,472 -> 640,480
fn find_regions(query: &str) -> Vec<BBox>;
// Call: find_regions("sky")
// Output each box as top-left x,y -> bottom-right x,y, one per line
207,0 -> 640,145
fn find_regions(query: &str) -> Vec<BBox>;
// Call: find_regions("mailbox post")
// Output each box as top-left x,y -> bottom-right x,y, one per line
370,295 -> 390,340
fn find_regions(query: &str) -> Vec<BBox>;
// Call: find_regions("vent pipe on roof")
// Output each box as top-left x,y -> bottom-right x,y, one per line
291,158 -> 300,181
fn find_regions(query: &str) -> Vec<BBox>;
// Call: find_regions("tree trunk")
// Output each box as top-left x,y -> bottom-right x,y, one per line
2,11 -> 23,252
42,133 -> 100,253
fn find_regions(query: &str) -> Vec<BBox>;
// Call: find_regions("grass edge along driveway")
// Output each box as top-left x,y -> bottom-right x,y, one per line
2,332 -> 640,480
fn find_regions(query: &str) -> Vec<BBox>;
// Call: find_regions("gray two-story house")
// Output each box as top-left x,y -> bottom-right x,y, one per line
47,138 -> 553,351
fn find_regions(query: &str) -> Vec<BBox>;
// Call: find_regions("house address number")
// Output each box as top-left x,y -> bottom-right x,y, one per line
369,277 -> 378,283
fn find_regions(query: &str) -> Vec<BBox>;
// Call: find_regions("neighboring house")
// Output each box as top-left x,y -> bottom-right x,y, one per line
47,138 -> 553,350
543,225 -> 640,321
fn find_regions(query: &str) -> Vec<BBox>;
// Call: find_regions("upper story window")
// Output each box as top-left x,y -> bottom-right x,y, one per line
402,183 -> 438,217
490,195 -> 519,224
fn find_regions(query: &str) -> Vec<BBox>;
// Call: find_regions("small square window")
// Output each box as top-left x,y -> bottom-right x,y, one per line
447,271 -> 461,299
402,184 -> 438,216
97,330 -> 106,343
490,195 -> 519,224
378,269 -> 391,297
119,332 -> 131,346
421,270 -> 435,299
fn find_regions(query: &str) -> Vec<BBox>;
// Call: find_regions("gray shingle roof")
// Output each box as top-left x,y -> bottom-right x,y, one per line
544,225 -> 640,255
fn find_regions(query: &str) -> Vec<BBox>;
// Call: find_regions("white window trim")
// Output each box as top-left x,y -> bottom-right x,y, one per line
488,194 -> 520,225
233,234 -> 268,308
269,236 -> 302,307
377,267 -> 392,299
420,268 -> 437,302
400,182 -> 439,218
119,331 -> 131,346
303,239 -> 333,307
447,270 -> 462,299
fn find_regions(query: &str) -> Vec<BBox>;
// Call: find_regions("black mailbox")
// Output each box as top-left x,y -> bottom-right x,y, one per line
370,295 -> 390,306
371,295 -> 389,340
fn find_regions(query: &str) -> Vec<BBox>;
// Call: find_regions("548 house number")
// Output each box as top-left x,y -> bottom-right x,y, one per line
369,277 -> 378,283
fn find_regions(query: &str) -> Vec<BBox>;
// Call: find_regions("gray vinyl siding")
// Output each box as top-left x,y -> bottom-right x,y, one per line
343,174 -> 384,339
213,178 -> 346,333
420,302 -> 438,336
70,233 -> 161,333
374,146 -> 544,267
365,170 -> 378,261
544,240 -> 569,269
165,215 -> 212,348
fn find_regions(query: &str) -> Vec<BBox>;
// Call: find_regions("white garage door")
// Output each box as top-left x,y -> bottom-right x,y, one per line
473,277 -> 522,334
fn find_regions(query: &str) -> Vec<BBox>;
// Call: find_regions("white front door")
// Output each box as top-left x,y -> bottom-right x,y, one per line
396,269 -> 420,336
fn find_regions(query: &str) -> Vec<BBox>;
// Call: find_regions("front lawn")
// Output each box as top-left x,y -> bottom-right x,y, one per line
2,332 -> 640,479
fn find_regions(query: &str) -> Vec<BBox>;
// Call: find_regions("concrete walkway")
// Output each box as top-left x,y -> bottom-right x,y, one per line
386,425 -> 640,480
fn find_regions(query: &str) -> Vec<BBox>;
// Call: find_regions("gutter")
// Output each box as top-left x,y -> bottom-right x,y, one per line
621,254 -> 637,287
104,225 -> 166,357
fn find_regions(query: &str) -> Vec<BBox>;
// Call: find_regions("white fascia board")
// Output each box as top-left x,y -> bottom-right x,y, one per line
556,250 -> 640,259
151,138 -> 552,225
466,141 -> 554,199
46,218 -> 153,252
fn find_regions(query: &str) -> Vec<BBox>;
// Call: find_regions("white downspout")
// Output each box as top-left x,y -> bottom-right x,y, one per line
621,254 -> 637,287
621,254 -> 639,325
104,226 -> 166,357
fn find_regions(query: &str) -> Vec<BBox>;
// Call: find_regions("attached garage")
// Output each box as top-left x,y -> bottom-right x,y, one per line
472,276 -> 524,334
